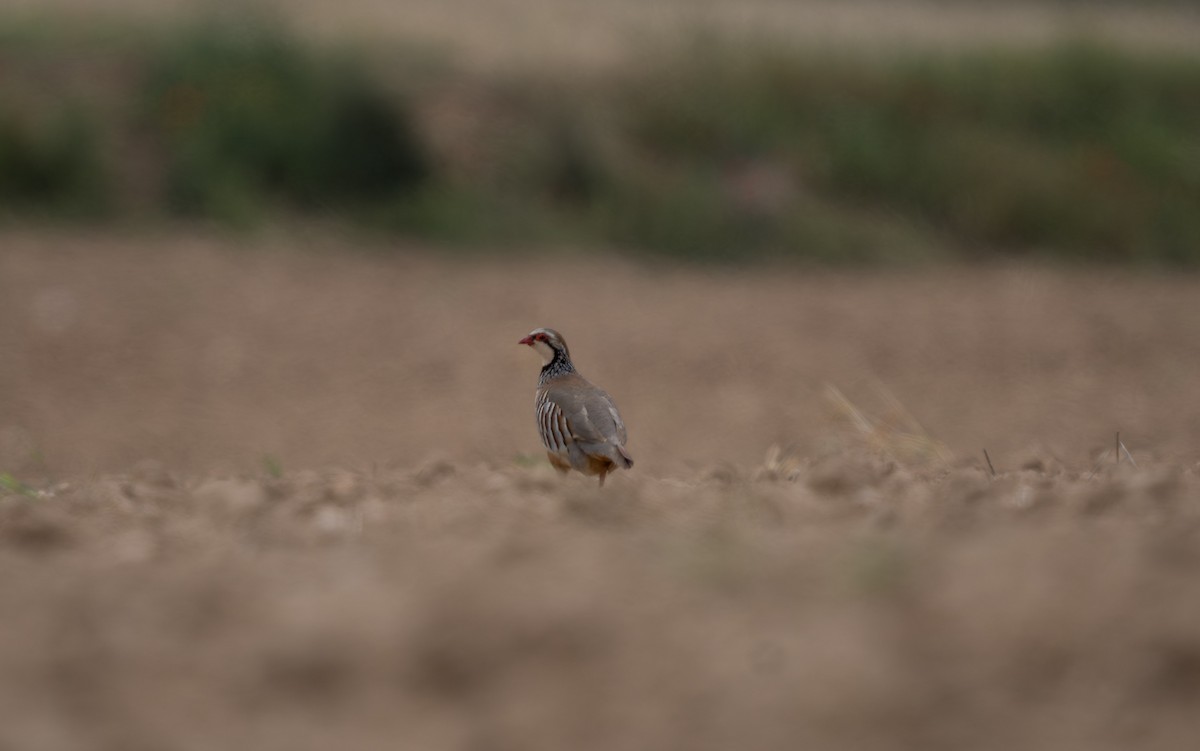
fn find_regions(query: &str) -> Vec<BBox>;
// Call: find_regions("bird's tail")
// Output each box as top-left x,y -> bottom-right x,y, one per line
615,445 -> 634,469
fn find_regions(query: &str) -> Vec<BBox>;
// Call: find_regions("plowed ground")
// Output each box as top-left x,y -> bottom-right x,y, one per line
2,231 -> 1200,750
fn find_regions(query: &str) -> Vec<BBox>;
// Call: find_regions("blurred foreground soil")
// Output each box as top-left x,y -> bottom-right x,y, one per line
3,230 -> 1200,750
2,455 -> 1200,750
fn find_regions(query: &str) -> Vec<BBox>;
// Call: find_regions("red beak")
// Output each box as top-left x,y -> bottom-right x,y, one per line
518,335 -> 534,346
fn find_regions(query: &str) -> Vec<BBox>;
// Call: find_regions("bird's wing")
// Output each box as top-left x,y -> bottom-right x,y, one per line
549,375 -> 627,449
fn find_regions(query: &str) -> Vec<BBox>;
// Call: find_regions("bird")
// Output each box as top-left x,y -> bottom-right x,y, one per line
518,327 -> 633,487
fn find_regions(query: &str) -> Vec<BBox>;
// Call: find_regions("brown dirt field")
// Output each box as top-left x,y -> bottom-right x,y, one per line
3,230 -> 1200,749
3,230 -> 1200,475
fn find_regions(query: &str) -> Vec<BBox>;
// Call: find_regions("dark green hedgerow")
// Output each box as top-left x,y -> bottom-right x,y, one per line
141,21 -> 430,223
0,106 -> 106,217
0,16 -> 1198,266
618,43 -> 1200,263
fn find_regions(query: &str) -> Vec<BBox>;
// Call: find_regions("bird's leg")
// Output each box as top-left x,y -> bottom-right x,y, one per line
597,471 -> 607,488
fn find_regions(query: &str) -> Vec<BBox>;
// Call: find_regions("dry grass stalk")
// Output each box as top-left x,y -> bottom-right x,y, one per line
823,382 -> 948,466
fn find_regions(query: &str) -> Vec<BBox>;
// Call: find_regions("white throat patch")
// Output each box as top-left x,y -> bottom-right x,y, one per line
531,339 -> 556,364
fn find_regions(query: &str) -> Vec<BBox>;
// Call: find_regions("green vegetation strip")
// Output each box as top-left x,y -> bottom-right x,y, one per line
2,16 -> 1199,265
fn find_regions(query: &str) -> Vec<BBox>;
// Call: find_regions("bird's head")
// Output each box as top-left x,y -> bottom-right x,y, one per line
518,327 -> 569,365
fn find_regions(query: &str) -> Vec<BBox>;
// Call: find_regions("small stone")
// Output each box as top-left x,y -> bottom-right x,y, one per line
195,479 -> 267,516
325,471 -> 362,503
313,505 -> 350,536
414,460 -> 455,487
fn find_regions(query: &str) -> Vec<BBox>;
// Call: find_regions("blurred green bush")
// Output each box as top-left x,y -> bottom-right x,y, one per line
141,21 -> 430,223
1,15 -> 1198,266
620,43 -> 1200,263
0,106 -> 107,217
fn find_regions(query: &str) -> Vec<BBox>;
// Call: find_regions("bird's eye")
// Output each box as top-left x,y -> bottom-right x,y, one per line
536,334 -> 545,342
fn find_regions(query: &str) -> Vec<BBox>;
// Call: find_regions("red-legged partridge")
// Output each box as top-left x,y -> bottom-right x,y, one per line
518,327 -> 633,486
